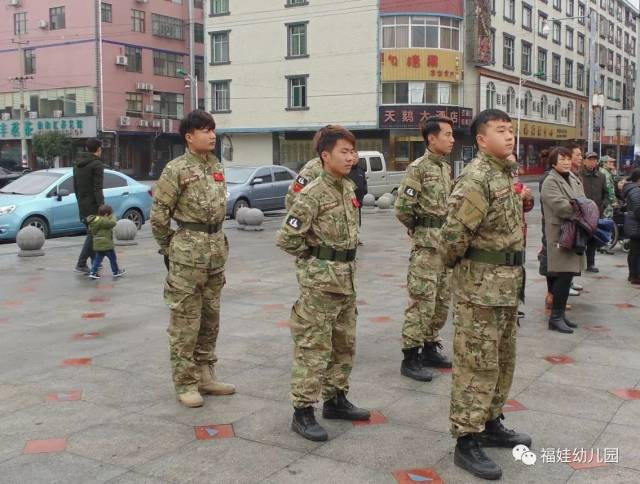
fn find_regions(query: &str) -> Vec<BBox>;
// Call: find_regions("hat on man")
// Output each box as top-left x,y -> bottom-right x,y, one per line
585,151 -> 598,159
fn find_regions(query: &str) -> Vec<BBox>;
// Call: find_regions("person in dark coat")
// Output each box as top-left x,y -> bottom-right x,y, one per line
73,138 -> 105,273
580,152 -> 608,272
621,168 -> 640,284
348,159 -> 368,230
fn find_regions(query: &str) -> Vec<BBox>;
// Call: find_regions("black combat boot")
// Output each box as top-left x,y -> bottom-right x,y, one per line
548,310 -> 574,333
454,434 -> 502,480
322,391 -> 370,421
401,347 -> 433,381
563,314 -> 577,328
475,414 -> 532,448
421,341 -> 452,368
291,406 -> 328,441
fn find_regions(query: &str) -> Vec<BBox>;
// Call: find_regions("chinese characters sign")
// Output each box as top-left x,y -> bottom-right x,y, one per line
467,0 -> 493,66
379,106 -> 473,130
514,120 -> 577,141
0,116 -> 97,141
381,49 -> 463,82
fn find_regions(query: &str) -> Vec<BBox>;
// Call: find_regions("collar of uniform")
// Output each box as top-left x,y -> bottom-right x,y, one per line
186,149 -> 212,165
321,170 -> 345,190
424,149 -> 447,165
479,151 -> 516,173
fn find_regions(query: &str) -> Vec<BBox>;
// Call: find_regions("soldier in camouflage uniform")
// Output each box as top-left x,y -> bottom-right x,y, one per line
285,157 -> 323,210
395,116 -> 455,383
439,110 -> 531,480
151,110 -> 235,408
277,125 -> 370,442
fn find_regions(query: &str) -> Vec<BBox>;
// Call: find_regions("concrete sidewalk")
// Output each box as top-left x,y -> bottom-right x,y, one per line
0,198 -> 639,483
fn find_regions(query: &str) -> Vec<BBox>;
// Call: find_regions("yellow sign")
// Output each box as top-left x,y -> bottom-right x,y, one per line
381,49 -> 462,82
514,120 -> 577,141
602,135 -> 632,145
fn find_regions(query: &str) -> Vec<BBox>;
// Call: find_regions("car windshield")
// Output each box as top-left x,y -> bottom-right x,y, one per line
0,171 -> 62,195
225,167 -> 257,184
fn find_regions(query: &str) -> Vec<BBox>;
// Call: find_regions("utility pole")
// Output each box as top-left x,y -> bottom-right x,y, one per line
587,10 -> 598,153
10,39 -> 32,170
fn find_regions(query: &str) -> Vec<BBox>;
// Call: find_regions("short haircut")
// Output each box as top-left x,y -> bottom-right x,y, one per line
567,142 -> 582,154
548,146 -> 573,166
628,168 -> 640,183
179,110 -> 216,140
420,116 -> 454,144
470,109 -> 512,143
86,138 -> 102,154
97,204 -> 113,216
314,125 -> 356,160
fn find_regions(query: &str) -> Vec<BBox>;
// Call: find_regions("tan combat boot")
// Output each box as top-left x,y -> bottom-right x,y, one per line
198,365 -> 236,395
177,390 -> 204,408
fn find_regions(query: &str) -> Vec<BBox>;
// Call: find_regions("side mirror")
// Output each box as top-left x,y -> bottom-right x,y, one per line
57,188 -> 70,201
251,177 -> 264,185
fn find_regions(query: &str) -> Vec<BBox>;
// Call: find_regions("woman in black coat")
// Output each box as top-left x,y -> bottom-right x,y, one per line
621,168 -> 640,284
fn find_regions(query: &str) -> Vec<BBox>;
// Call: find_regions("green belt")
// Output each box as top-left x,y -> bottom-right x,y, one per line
415,215 -> 444,228
309,245 -> 357,262
465,248 -> 525,266
177,221 -> 222,234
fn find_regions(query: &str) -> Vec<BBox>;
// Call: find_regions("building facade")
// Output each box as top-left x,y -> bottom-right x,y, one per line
0,0 -> 204,177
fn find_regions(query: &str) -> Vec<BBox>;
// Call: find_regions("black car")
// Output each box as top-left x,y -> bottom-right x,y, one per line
0,167 -> 23,188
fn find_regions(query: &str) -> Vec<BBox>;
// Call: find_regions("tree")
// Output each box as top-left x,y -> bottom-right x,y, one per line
31,131 -> 73,167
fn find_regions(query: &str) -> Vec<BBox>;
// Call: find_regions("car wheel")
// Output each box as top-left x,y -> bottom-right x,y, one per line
232,199 -> 250,219
21,216 -> 49,238
123,208 -> 144,230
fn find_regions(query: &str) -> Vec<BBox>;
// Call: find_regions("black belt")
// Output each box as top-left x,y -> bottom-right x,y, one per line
177,221 -> 222,234
415,215 -> 444,228
465,248 -> 525,266
309,246 -> 357,262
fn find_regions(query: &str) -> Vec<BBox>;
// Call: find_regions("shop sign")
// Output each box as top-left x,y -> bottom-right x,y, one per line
0,116 -> 97,140
379,105 -> 473,129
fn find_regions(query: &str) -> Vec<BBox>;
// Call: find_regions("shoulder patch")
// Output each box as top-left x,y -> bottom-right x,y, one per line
285,215 -> 302,230
404,186 -> 418,198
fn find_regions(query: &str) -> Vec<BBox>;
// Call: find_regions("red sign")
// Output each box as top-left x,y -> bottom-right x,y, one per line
379,106 -> 473,130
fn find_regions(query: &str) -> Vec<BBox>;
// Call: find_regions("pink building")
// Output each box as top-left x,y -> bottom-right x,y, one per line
0,0 -> 204,178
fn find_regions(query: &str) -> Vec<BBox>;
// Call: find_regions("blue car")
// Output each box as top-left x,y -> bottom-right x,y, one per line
0,168 -> 152,240
225,165 -> 296,218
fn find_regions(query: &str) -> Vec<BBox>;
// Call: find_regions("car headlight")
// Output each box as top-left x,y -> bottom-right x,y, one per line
0,204 -> 16,216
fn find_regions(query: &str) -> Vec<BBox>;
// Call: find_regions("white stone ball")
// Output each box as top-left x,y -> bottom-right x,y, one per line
114,219 -> 137,241
362,193 -> 376,207
244,208 -> 264,226
16,226 -> 45,250
236,207 -> 250,224
376,196 -> 392,209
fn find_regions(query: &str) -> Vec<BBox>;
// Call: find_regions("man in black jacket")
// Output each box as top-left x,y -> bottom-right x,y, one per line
622,169 -> 640,284
73,138 -> 105,273
580,152 -> 608,272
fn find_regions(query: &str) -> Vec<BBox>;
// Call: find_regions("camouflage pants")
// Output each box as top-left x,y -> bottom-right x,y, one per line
289,287 -> 357,409
449,300 -> 517,437
402,247 -> 451,349
164,261 -> 225,394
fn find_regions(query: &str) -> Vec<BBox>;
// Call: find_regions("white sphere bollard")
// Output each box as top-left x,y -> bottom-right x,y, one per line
236,207 -> 250,225
114,219 -> 138,246
239,208 -> 264,231
362,193 -> 375,207
376,196 -> 392,209
17,226 -> 45,257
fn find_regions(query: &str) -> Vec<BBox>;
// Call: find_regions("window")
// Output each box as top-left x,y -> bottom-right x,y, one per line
287,76 -> 308,109
211,81 -> 230,112
126,92 -> 143,118
194,23 -> 204,43
607,49 -> 613,71
274,168 -> 294,182
153,51 -> 184,77
566,27 -> 574,50
607,77 -> 613,98
287,23 -> 308,57
554,98 -> 561,120
503,34 -> 515,70
24,49 -> 35,75
522,4 -> 532,30
552,54 -> 561,83
253,168 -> 273,183
49,6 -> 65,30
486,82 -> 496,109
521,41 -> 532,74
101,3 -> 112,23
577,63 -> 585,90
578,2 -> 586,24
608,0 -> 614,15
381,16 -> 459,50
615,80 -> 621,100
567,0 -> 574,16
152,14 -> 184,40
504,0 -> 515,22
599,74 -> 605,92
381,82 -> 458,105
58,177 -> 75,194
439,18 -> 460,50
132,10 -> 145,33
552,21 -> 561,44
490,29 -> 496,64
370,157 -> 384,172
125,46 -> 142,73
616,53 -> 621,74
578,33 -> 585,55
540,95 -> 548,118
104,173 -> 127,189
287,0 -> 308,5
616,27 -> 622,47
565,59 -> 573,87
567,101 -> 573,123
538,12 -> 548,37
553,0 -> 562,10
14,12 -> 27,35
153,92 -> 184,119
538,48 -> 547,79
194,56 -> 204,80
211,0 -> 229,14
211,31 -> 230,64
505,87 -> 516,113
194,0 -> 204,8
524,91 -> 532,115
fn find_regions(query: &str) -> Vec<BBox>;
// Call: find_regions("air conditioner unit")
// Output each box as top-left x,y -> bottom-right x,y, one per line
28,111 -> 37,119
10,0 -> 21,7
1,113 -> 10,121
136,0 -> 149,3
145,83 -> 154,91
144,104 -> 154,112
151,120 -> 162,128
139,120 -> 149,127
119,116 -> 131,127
115,55 -> 128,66
161,118 -> 173,133
52,110 -> 63,118
135,81 -> 146,91
38,20 -> 48,29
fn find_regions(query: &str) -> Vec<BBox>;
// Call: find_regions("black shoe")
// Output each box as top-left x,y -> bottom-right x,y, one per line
74,265 -> 90,274
291,406 -> 328,441
322,391 -> 370,421
548,310 -> 574,334
475,414 -> 532,448
517,310 -> 525,318
421,342 -> 452,368
401,347 -> 433,381
563,315 -> 577,328
454,435 -> 502,480
586,266 -> 600,273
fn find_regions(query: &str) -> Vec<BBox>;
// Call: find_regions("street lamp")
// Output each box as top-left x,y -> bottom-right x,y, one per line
177,68 -> 198,110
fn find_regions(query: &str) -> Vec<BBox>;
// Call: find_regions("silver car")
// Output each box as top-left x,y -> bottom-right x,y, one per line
225,165 -> 297,218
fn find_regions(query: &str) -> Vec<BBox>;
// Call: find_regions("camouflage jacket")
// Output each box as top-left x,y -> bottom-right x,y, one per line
599,167 -> 616,217
439,152 -> 524,307
151,150 -> 228,270
276,171 -> 359,295
394,149 -> 452,248
285,158 -> 323,210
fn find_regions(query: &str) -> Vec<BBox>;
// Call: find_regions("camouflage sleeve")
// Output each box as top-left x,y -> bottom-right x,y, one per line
394,165 -> 421,230
150,165 -> 178,255
276,190 -> 318,257
439,174 -> 489,268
